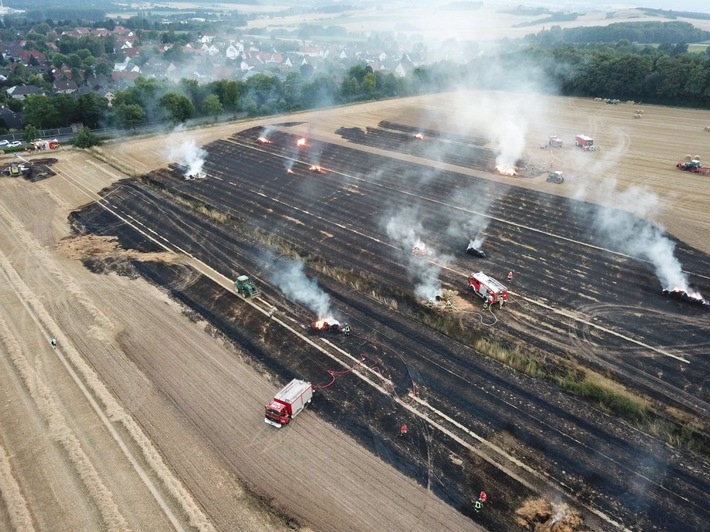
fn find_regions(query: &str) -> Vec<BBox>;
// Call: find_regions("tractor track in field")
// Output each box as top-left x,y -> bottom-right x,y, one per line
66,121 -> 710,531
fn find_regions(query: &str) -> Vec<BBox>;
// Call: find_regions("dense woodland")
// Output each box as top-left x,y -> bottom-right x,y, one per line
1,14 -> 709,140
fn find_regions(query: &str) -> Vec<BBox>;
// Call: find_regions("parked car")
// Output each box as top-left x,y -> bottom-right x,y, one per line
0,140 -> 9,146
8,141 -> 22,148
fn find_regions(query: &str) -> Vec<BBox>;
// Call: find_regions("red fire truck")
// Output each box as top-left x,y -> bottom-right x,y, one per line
468,272 -> 508,307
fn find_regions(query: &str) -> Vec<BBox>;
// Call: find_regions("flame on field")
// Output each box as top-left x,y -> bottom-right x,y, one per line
309,164 -> 324,173
495,164 -> 517,176
297,138 -> 307,147
414,133 -> 424,140
257,136 -> 271,144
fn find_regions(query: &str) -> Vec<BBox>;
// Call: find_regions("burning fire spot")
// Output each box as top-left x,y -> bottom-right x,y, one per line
286,168 -> 294,174
414,133 -> 424,140
412,244 -> 428,256
296,138 -> 307,147
495,164 -> 518,176
256,136 -> 271,144
309,165 -> 325,173
662,288 -> 709,308
309,318 -> 349,335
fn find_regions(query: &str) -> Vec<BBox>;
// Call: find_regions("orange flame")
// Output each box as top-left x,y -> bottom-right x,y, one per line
257,136 -> 271,144
414,133 -> 424,140
309,165 -> 324,173
495,164 -> 518,176
297,138 -> 307,147
286,168 -> 294,174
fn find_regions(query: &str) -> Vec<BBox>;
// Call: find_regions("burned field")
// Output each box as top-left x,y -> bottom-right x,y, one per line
69,123 -> 710,530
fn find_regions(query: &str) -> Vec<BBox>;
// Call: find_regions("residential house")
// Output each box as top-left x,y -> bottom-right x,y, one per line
0,106 -> 22,130
52,79 -> 78,94
18,50 -> 47,65
6,85 -> 44,100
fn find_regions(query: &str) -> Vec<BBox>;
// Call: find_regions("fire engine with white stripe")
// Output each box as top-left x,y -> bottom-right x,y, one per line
468,272 -> 508,308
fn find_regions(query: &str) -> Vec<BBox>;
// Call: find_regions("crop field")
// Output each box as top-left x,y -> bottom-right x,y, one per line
1,92 -> 709,531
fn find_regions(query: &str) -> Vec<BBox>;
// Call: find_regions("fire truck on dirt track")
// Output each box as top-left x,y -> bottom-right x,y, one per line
265,379 -> 313,428
468,272 -> 508,307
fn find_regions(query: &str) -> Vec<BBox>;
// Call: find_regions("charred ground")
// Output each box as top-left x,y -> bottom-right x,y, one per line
68,121 -> 710,531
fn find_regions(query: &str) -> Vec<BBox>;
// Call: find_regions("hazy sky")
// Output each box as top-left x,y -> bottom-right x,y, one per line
556,1 -> 710,14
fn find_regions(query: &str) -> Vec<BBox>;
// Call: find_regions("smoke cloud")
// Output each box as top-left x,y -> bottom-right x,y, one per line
586,179 -> 697,294
270,258 -> 332,318
384,206 -> 450,300
167,135 -> 207,178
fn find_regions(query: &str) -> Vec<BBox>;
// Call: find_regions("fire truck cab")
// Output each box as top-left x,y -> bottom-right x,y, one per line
468,272 -> 508,307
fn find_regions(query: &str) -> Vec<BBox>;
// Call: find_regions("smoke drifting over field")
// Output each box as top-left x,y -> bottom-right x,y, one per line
583,180 -> 699,295
446,182 -> 499,251
270,258 -> 332,318
384,207 -> 449,300
167,136 -> 207,178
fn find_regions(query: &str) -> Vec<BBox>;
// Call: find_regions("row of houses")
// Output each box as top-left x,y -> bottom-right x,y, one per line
1,23 -> 425,110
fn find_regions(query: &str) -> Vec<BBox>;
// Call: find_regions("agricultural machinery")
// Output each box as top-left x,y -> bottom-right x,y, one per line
575,134 -> 595,151
676,156 -> 710,175
546,171 -> 564,184
2,161 -> 31,178
235,275 -> 259,297
548,135 -> 563,148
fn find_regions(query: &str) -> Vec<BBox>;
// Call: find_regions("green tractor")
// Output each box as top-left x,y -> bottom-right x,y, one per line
235,275 -> 259,298
546,170 -> 564,184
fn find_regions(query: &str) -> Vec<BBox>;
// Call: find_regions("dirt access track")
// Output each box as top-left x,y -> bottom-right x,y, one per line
1,91 -> 709,531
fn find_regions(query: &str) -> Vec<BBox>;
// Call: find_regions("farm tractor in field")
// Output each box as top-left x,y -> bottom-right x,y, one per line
676,155 -> 710,175
2,160 -> 31,178
546,171 -> 564,184
235,275 -> 259,298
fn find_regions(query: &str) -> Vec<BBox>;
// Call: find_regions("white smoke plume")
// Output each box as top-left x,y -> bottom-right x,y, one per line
271,259 -> 332,318
385,206 -> 424,250
589,179 -> 698,295
167,137 -> 207,178
384,207 -> 450,300
491,115 -> 527,172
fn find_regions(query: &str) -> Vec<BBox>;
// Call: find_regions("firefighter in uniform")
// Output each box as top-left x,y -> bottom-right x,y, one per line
507,271 -> 513,282
400,424 -> 408,437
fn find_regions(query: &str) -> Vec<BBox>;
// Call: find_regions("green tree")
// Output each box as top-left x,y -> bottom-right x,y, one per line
202,94 -> 223,121
23,125 -> 39,143
67,53 -> 82,68
158,93 -> 194,123
209,80 -> 239,112
74,126 -> 101,148
115,103 -> 146,132
362,72 -> 376,95
52,53 -> 69,69
22,95 -> 58,129
77,93 -> 108,129
51,94 -> 80,126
